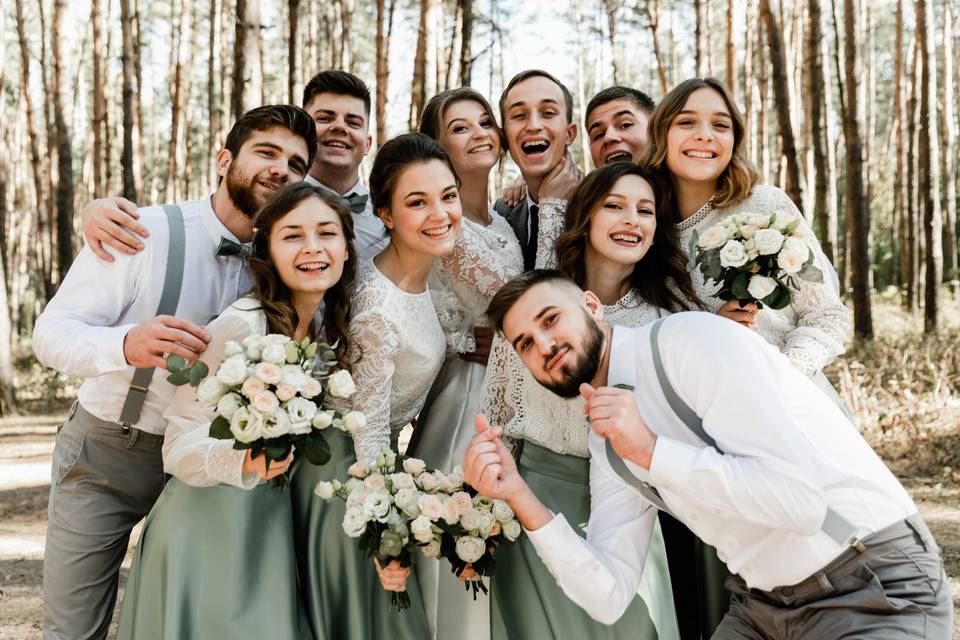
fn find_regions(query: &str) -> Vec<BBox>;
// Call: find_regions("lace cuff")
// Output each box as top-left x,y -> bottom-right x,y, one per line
204,440 -> 259,489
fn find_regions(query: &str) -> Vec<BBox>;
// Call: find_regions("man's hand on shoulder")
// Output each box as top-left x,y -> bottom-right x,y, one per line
581,383 -> 657,469
81,196 -> 149,262
123,315 -> 211,369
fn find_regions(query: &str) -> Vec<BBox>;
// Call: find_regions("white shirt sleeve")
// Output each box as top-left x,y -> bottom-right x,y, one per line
525,432 -> 658,625
162,312 -> 260,489
32,245 -> 144,378
641,316 -> 831,535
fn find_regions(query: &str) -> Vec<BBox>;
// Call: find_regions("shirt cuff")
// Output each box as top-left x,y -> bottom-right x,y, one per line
647,436 -> 703,490
90,323 -> 138,374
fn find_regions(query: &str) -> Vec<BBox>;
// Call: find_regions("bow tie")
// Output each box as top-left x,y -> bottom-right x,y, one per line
215,237 -> 252,257
342,192 -> 369,214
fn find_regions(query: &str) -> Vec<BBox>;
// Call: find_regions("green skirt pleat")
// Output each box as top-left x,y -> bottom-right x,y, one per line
115,477 -> 308,640
289,429 -> 431,640
490,442 -> 679,640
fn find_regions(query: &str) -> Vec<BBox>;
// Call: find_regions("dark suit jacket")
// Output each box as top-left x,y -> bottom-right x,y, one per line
494,198 -> 536,270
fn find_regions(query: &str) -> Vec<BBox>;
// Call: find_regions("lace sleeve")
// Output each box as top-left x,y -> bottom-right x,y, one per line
348,309 -> 401,463
480,332 -> 518,428
438,220 -> 524,302
535,198 -> 567,269
775,191 -> 851,375
162,312 -> 261,489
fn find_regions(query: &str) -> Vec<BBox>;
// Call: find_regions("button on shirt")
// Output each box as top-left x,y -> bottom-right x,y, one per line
304,174 -> 388,262
526,312 -> 916,624
33,196 -> 252,435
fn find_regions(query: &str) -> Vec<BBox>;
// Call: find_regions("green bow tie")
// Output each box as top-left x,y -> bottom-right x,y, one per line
215,237 -> 252,257
342,192 -> 369,214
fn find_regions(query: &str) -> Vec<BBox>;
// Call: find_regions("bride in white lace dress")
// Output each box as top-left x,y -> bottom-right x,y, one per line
407,89 -> 523,640
481,162 -> 694,640
291,133 -> 461,639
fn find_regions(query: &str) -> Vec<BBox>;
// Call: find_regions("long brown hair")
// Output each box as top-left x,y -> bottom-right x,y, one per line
639,78 -> 760,220
248,182 -> 358,367
554,162 -> 705,312
419,88 -> 507,160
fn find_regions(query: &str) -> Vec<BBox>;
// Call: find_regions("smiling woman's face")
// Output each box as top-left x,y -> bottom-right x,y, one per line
665,87 -> 735,187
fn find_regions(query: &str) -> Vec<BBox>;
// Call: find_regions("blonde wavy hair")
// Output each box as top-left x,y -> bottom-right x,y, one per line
638,78 -> 760,221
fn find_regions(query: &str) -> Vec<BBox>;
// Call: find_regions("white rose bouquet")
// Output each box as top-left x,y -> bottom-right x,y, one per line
166,335 -> 359,487
690,210 -> 823,309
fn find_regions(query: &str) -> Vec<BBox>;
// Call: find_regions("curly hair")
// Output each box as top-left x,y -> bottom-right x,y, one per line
247,182 -> 358,368
554,162 -> 705,312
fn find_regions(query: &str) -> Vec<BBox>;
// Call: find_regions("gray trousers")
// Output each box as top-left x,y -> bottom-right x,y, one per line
713,514 -> 953,639
42,403 -> 165,640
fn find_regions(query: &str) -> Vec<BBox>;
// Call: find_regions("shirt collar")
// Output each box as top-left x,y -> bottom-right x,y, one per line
525,192 -> 538,211
202,194 -> 246,246
304,173 -> 367,198
607,324 -> 638,390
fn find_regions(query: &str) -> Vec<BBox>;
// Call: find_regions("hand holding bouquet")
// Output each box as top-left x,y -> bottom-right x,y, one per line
167,334 -> 365,487
691,210 -> 823,310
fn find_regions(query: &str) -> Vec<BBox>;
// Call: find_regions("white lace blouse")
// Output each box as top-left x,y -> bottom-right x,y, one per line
430,210 -> 524,354
675,185 -> 850,375
162,297 -> 267,489
348,261 -> 447,463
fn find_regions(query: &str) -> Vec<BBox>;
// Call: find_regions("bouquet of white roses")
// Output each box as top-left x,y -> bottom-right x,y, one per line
690,210 -> 823,310
166,334 -> 366,487
314,446 -> 523,607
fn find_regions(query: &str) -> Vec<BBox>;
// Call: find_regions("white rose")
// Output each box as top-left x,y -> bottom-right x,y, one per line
719,240 -> 749,268
262,333 -> 289,348
363,491 -> 392,521
251,390 -> 280,416
503,520 -> 522,542
275,384 -> 295,402
347,461 -> 370,478
394,488 -> 422,519
697,224 -> 730,250
783,236 -> 811,258
346,486 -> 367,507
312,410 -> 334,430
196,376 -> 227,407
389,472 -> 415,491
403,458 -> 426,476
441,497 -> 461,525
451,491 -> 474,514
772,211 -> 798,232
446,468 -> 464,490
344,478 -> 364,494
410,515 -> 434,543
472,495 -> 494,510
421,538 -> 441,558
738,224 -> 759,240
342,506 -> 368,538
455,536 -> 486,564
326,370 -> 357,398
229,407 -> 263,443
749,213 -> 772,228
223,340 -> 243,357
262,343 -> 287,364
341,411 -> 367,435
747,274 -> 778,300
242,335 -> 264,360
753,228 -> 785,255
418,472 -> 438,492
215,356 -> 248,386
285,397 -> 318,424
314,481 -> 335,500
492,499 -> 515,524
254,362 -> 282,385
364,474 -> 387,491
459,508 -> 484,532
261,410 -> 291,438
280,365 -> 307,390
240,376 -> 266,399
418,494 -> 444,521
436,472 -> 454,493
777,247 -> 805,274
215,392 -> 244,420
301,377 -> 322,399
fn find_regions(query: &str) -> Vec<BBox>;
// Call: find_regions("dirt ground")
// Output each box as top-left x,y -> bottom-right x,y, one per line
1,415 -> 958,639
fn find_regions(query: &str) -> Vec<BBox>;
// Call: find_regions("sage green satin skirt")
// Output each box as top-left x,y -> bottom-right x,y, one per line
115,477 -> 308,639
490,442 -> 679,640
290,428 -> 431,640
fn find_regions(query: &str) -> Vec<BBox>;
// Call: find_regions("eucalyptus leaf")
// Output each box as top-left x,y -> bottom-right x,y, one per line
209,415 -> 232,439
305,342 -> 318,358
166,369 -> 190,386
731,271 -> 751,299
188,361 -> 209,387
797,263 -> 823,283
763,286 -> 793,310
322,349 -> 337,362
302,433 -> 332,465
166,354 -> 187,372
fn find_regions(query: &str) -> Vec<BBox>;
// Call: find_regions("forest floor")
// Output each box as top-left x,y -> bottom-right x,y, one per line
0,292 -> 958,638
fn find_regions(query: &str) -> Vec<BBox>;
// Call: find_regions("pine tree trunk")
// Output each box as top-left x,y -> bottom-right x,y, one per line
120,0 -> 139,201
726,0 -> 735,99
375,0 -> 388,145
943,2 -> 958,292
602,0 -> 618,84
133,0 -> 145,193
916,0 -> 942,331
91,0 -> 105,197
339,0 -> 353,72
760,0 -> 804,210
166,0 -> 191,202
459,0 -> 473,86
643,0 -> 669,93
906,38 -> 921,311
409,0 -> 430,130
0,17 -> 14,416
232,0 -> 262,119
808,0 -> 835,263
894,0 -> 907,294
52,0 -> 75,284
842,0 -> 873,338
208,0 -> 221,188
104,0 -> 114,193
695,0 -> 703,76
757,17 -> 770,182
288,0 -> 300,104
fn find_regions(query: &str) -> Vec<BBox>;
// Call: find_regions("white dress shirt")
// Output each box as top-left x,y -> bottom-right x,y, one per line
304,174 -> 388,261
33,196 -> 252,435
526,312 -> 916,624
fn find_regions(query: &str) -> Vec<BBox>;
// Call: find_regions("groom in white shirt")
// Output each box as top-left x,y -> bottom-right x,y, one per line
33,105 -> 316,640
463,270 -> 952,639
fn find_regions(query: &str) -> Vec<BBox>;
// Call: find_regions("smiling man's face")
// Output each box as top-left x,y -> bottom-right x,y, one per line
502,76 -> 577,181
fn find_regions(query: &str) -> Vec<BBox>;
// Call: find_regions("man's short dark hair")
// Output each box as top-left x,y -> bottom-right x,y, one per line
302,70 -> 371,117
223,104 -> 318,168
584,86 -> 656,126
499,69 -> 575,126
486,269 -> 580,334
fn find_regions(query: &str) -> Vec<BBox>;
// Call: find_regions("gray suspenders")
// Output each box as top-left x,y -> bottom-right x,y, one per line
117,204 -> 186,428
604,317 -> 863,550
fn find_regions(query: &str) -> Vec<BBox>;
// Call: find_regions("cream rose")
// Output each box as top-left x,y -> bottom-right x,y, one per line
418,472 -> 438,492
492,499 -> 515,524
363,491 -> 392,521
459,508 -> 484,532
312,410 -> 334,430
389,472 -> 415,491
223,340 -> 244,357
503,520 -> 522,541
254,362 -> 282,385
452,491 -> 473,514
347,461 -> 370,479
275,384 -> 296,402
747,274 -> 778,300
777,246 -> 805,274
410,515 -> 434,544
418,494 -> 444,521
719,240 -> 750,268
215,392 -> 244,420
342,411 -> 367,435
455,536 -> 486,564
394,488 -> 422,519
342,506 -> 368,538
364,474 -> 387,491
301,377 -> 322,399
196,376 -> 227,407
326,370 -> 357,398
229,407 -> 263,443
314,481 -> 335,500
215,356 -> 248,386
697,224 -> 730,250
421,538 -> 441,558
240,376 -> 266,399
251,390 -> 280,415
403,458 -> 426,476
261,410 -> 291,438
241,335 -> 263,360
441,497 -> 462,525
280,365 -> 307,390
753,228 -> 785,255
